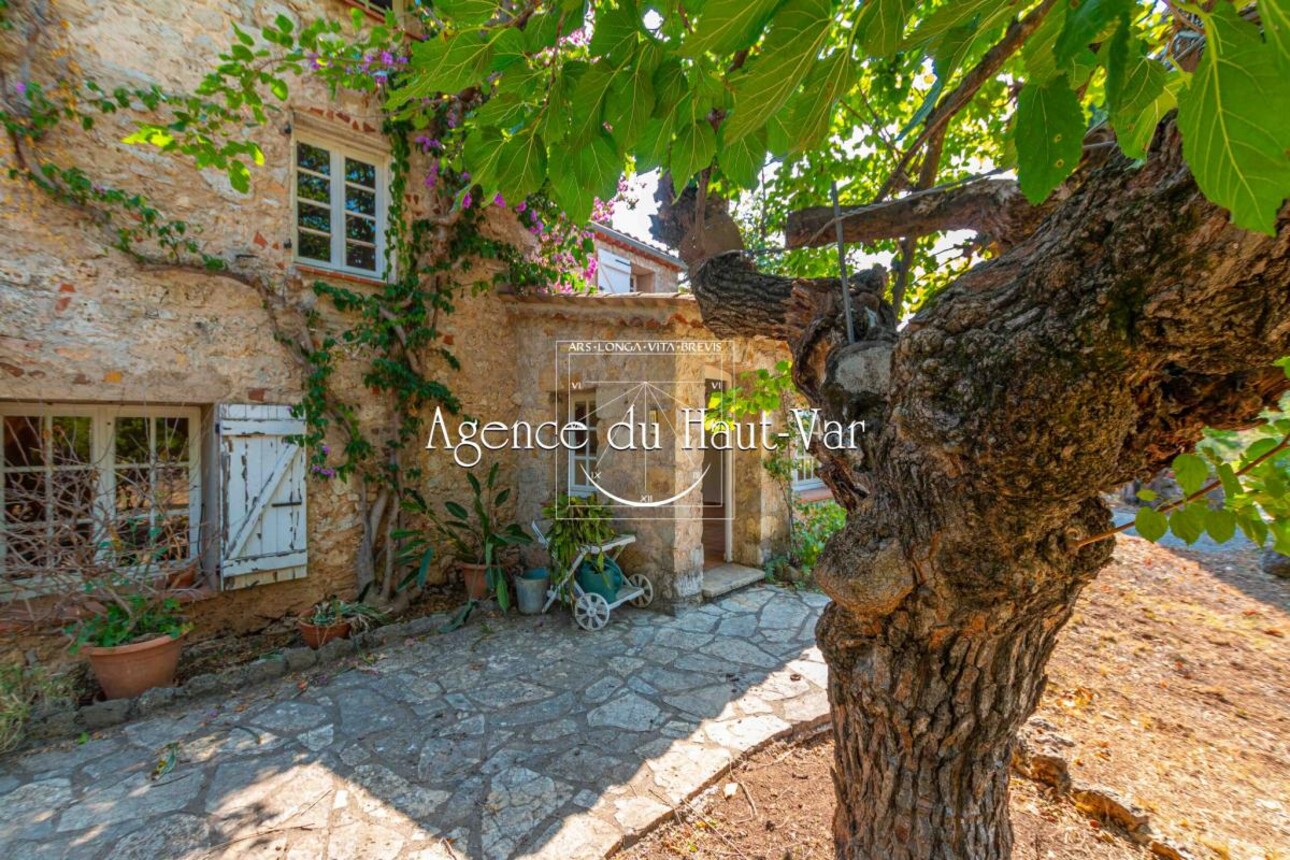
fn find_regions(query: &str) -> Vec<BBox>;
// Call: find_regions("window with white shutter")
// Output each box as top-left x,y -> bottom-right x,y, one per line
597,250 -> 634,294
216,404 -> 308,589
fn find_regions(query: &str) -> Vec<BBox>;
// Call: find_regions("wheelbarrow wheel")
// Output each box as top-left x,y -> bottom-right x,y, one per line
627,574 -> 654,607
574,592 -> 611,631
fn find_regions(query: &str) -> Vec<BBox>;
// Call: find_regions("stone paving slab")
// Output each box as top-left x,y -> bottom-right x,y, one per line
0,585 -> 830,860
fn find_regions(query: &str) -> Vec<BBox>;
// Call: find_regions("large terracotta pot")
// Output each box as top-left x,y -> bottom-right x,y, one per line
84,634 -> 185,700
459,563 -> 490,600
298,619 -> 352,650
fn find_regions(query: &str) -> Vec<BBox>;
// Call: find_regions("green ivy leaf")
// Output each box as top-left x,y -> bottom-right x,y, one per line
682,0 -> 785,57
1054,0 -> 1131,68
436,0 -> 497,26
389,31 -> 494,109
1204,507 -> 1237,544
493,126 -> 548,202
779,51 -> 853,154
1216,462 -> 1243,501
723,0 -> 833,144
228,161 -> 250,193
1237,508 -> 1270,545
588,0 -> 640,66
1176,3 -> 1290,234
717,128 -> 766,189
1168,503 -> 1206,545
1104,18 -> 1165,141
606,59 -> 657,149
1172,453 -> 1209,497
1014,75 -> 1085,203
1116,74 -> 1179,161
1136,488 -> 1158,502
551,132 -> 621,223
1135,505 -> 1167,542
671,119 -> 718,188
853,0 -> 914,60
1260,0 -> 1290,69
567,63 -> 615,145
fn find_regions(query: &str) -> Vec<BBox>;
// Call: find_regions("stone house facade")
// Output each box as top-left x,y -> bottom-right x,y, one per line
0,0 -> 798,663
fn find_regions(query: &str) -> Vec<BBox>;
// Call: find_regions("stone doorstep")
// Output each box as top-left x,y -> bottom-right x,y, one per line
700,564 -> 766,601
19,611 -> 451,749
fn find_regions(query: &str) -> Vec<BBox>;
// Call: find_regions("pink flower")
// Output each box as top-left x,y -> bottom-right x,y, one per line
493,193 -> 505,207
462,192 -> 472,209
516,201 -> 527,213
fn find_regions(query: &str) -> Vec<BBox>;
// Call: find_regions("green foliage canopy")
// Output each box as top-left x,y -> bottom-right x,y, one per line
391,0 -> 1290,238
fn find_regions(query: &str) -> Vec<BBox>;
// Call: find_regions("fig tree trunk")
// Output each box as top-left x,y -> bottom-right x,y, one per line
654,122 -> 1290,859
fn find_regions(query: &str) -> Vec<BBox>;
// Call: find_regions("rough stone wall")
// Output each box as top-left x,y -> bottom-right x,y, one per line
0,0 -> 526,663
0,0 -> 784,668
505,296 -> 786,608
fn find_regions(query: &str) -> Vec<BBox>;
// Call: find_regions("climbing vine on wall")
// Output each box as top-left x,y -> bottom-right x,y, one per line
0,5 -> 601,601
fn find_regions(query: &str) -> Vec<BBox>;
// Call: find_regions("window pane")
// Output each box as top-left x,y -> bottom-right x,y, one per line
296,171 -> 330,203
4,416 -> 43,468
345,187 -> 376,216
116,517 -> 154,555
155,467 -> 190,510
51,521 -> 94,570
50,416 -> 92,465
298,231 -> 331,263
4,471 -> 46,523
296,142 -> 330,175
346,214 -> 376,244
345,157 -> 376,187
156,516 -> 190,562
4,525 -> 48,570
297,202 -> 332,234
115,467 -> 153,514
50,468 -> 96,522
157,417 -> 189,463
114,417 -> 150,464
346,243 -> 377,271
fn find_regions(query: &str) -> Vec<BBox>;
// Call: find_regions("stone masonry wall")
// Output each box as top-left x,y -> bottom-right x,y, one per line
0,0 -> 527,665
505,296 -> 786,608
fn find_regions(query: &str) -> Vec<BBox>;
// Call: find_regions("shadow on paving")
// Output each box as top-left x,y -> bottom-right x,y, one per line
0,584 -> 831,859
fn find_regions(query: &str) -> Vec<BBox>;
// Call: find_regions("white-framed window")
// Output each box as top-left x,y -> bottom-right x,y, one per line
0,404 -> 202,599
566,393 -> 599,494
597,251 -> 634,294
791,441 -> 824,492
293,134 -> 389,279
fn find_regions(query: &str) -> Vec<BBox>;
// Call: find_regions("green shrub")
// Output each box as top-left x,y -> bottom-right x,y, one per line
792,500 -> 846,574
0,663 -> 72,754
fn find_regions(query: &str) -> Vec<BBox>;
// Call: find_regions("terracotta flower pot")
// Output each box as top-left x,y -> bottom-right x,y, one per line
459,563 -> 490,601
298,618 -> 352,650
162,565 -> 198,589
84,634 -> 185,700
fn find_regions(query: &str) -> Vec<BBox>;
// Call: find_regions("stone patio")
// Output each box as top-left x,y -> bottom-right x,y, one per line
0,584 -> 830,859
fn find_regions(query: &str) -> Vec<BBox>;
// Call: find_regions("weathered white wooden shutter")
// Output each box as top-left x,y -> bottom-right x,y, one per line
217,404 -> 308,589
598,251 -> 633,294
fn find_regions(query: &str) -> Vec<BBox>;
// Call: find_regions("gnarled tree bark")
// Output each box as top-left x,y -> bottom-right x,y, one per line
654,121 -> 1290,859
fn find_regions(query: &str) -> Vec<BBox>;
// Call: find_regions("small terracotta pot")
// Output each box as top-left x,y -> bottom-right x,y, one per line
162,565 -> 198,589
459,563 -> 490,601
84,634 -> 185,700
298,618 -> 352,650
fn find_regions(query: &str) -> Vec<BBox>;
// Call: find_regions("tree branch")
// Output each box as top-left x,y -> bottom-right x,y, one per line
1074,433 -> 1290,548
785,178 -> 1052,250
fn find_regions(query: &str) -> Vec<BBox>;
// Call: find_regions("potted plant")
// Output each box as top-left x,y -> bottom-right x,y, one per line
541,494 -> 621,600
398,463 -> 531,611
68,583 -> 193,700
298,595 -> 385,649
